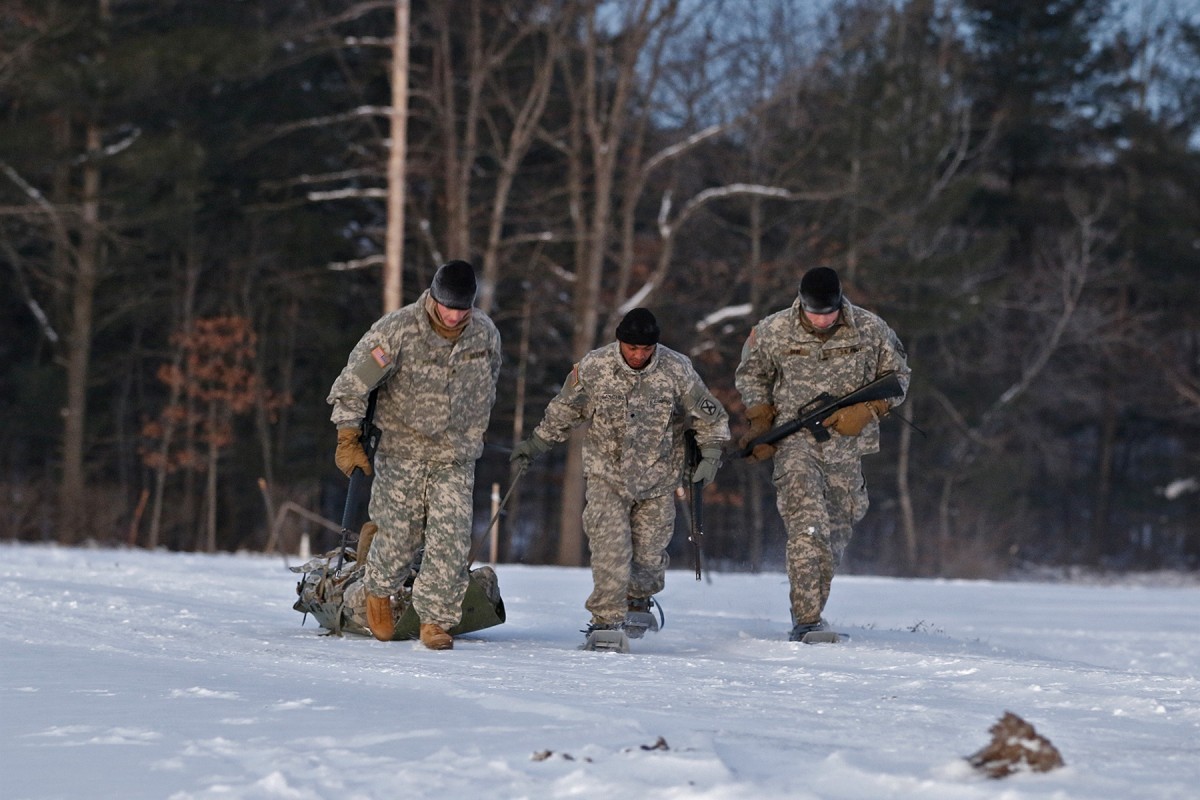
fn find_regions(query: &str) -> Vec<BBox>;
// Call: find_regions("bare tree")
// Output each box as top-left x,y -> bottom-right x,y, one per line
418,1 -> 567,313
927,190 -> 1117,568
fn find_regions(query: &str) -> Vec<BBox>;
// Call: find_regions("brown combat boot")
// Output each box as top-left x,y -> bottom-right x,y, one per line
419,623 -> 453,650
365,594 -> 395,641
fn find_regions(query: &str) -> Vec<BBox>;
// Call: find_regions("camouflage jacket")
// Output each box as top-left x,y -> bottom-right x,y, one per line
327,290 -> 502,463
735,296 -> 909,468
534,342 -> 730,500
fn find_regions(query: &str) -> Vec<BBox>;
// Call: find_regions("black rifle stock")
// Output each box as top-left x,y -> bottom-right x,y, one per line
737,371 -> 904,457
335,388 -> 383,570
684,429 -> 704,581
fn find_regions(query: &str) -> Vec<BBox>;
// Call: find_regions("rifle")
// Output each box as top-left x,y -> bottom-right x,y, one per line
737,371 -> 904,457
683,429 -> 704,581
335,388 -> 383,571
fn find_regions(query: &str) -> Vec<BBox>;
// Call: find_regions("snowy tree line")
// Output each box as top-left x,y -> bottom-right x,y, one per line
2,0 -> 1198,574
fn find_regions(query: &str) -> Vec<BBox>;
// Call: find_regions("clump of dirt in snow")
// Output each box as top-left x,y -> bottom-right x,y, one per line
966,711 -> 1065,778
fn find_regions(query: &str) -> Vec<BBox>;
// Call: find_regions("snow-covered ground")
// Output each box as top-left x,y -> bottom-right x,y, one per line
2,542 -> 1197,799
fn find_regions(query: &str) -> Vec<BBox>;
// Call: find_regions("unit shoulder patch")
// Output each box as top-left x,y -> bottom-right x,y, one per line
687,383 -> 722,420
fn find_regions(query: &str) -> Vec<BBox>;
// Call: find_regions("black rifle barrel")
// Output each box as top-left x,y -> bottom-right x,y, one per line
684,429 -> 705,581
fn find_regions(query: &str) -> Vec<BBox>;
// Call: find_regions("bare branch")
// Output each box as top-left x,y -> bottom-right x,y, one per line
70,126 -> 141,166
993,189 -> 1108,410
695,304 -> 754,332
658,182 -> 847,239
342,36 -> 393,48
0,160 -> 76,259
306,187 -> 387,201
2,241 -> 60,343
289,2 -> 395,40
238,107 -> 392,155
327,255 -> 385,272
643,122 -> 727,174
260,168 -> 382,191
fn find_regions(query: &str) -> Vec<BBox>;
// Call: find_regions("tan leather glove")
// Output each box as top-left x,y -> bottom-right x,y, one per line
822,399 -> 889,437
335,427 -> 372,476
738,404 -> 777,462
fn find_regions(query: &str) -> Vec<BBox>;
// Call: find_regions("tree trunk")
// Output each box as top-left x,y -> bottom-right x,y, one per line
505,290 -> 534,561
204,401 -> 219,553
147,241 -> 199,549
747,469 -> 765,572
1090,387 -> 1118,566
384,0 -> 409,313
555,438 -> 588,566
60,123 -> 102,542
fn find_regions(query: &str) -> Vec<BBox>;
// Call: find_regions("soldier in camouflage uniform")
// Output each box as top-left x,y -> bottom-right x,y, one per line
735,267 -> 909,641
511,308 -> 730,639
327,260 -> 502,650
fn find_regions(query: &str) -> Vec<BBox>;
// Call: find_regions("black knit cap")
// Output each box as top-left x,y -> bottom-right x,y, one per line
799,267 -> 843,314
430,260 -> 477,309
615,308 -> 660,345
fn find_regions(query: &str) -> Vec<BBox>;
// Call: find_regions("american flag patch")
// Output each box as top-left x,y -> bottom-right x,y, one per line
371,346 -> 392,368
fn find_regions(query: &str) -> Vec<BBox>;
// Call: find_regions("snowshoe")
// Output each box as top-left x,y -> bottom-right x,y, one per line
624,596 -> 663,639
580,621 -> 630,653
789,619 -> 844,644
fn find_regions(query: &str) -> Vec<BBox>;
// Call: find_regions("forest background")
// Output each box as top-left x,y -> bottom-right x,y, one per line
2,0 -> 1198,578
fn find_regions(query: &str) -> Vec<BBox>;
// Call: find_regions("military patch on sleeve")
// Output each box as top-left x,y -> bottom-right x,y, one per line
688,383 -> 722,420
370,346 -> 392,369
568,363 -> 580,387
740,327 -> 758,361
353,344 -> 394,389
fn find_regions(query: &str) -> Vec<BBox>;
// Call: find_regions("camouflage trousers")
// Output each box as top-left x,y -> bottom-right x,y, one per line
363,453 -> 474,630
582,477 -> 675,625
775,454 -> 868,626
